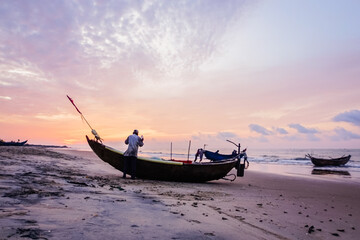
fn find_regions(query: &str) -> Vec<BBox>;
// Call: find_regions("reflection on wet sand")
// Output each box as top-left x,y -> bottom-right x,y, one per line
312,169 -> 351,176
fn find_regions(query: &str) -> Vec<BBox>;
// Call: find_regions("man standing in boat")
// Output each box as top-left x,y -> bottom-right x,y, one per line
123,129 -> 144,179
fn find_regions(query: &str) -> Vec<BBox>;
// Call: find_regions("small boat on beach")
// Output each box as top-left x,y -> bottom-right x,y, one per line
86,136 -> 243,182
0,140 -> 28,146
204,149 -> 248,162
204,150 -> 238,161
306,154 -> 351,167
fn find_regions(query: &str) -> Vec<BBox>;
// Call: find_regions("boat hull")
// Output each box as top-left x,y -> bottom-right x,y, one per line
307,155 -> 351,167
0,140 -> 28,146
86,136 -> 237,182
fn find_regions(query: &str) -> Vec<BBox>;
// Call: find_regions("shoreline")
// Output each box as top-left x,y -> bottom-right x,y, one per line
1,146 -> 359,239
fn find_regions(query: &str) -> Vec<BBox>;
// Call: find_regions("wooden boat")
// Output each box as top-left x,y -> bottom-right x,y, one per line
306,154 -> 351,167
86,136 -> 238,182
0,140 -> 28,146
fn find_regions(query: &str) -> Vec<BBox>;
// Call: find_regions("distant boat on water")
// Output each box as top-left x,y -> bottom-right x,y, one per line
306,154 -> 351,167
0,140 -> 28,146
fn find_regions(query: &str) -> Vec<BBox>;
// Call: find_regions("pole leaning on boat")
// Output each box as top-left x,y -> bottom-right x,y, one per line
66,95 -> 103,143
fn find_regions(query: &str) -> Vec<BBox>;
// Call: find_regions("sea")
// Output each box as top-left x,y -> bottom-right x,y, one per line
138,148 -> 360,183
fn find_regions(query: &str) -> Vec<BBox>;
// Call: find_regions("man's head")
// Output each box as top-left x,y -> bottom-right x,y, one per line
133,129 -> 139,135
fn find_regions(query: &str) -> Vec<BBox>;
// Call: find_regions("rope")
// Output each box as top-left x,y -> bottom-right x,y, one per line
222,173 -> 236,182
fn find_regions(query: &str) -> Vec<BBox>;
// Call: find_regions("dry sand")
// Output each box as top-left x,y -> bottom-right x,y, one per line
0,146 -> 359,239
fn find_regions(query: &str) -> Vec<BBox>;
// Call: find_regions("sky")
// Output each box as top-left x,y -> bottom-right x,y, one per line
0,0 -> 360,151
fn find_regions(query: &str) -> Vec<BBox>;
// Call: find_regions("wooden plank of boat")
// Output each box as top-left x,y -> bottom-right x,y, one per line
0,140 -> 28,146
306,154 -> 351,167
86,136 -> 238,182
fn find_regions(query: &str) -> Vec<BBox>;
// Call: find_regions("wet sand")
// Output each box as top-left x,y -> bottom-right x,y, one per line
1,146 -> 359,239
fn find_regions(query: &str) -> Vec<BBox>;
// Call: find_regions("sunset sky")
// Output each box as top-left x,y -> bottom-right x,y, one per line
1,0 -> 360,151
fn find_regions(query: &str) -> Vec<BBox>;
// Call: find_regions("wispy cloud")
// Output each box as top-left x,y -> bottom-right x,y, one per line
249,124 -> 272,135
272,127 -> 288,135
0,0 -> 248,99
333,109 -> 360,126
288,123 -> 318,134
75,0 -> 244,79
35,113 -> 77,121
306,134 -> 321,142
332,127 -> 360,140
0,96 -> 11,100
0,61 -> 51,87
216,131 -> 238,139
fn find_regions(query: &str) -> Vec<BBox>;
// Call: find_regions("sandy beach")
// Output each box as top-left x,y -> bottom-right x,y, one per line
1,146 -> 359,240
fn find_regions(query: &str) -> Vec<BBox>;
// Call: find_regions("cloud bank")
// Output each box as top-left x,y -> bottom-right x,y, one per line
288,124 -> 318,134
332,127 -> 360,140
333,110 -> 360,126
272,127 -> 288,135
0,0 -> 246,88
249,124 -> 272,135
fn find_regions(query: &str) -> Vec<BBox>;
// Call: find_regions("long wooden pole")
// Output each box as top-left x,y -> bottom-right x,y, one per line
227,139 -> 240,154
187,140 -> 191,161
67,95 -> 102,142
170,142 -> 173,160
